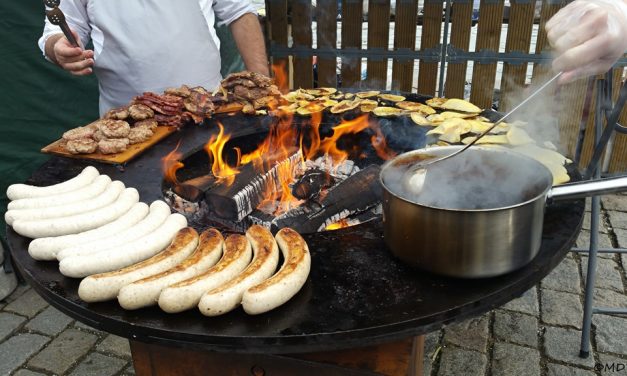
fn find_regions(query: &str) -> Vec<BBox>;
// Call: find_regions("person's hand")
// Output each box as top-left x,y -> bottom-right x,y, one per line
51,29 -> 94,76
546,0 -> 627,84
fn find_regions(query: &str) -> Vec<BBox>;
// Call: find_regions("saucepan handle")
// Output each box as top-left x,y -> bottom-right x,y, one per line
547,175 -> 627,202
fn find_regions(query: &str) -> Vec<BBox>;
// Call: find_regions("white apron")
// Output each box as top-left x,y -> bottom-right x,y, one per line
88,1 -> 222,115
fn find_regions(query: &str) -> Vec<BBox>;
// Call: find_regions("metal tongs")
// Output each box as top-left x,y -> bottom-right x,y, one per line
44,0 -> 79,48
403,71 -> 563,194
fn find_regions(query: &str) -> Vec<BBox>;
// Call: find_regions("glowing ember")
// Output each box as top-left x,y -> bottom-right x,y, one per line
325,218 -> 351,230
204,122 -> 239,186
162,140 -> 184,185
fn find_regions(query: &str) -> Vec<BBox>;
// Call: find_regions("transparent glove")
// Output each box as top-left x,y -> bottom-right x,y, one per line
546,0 -> 627,83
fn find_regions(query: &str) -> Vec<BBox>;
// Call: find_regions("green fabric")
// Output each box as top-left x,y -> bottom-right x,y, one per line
0,1 -> 99,240
215,24 -> 245,77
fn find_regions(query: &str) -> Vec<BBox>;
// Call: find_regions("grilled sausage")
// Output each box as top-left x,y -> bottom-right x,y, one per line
158,233 -> 251,313
242,228 -> 311,315
8,175 -> 111,210
59,213 -> 187,278
6,166 -> 99,200
118,228 -> 223,310
27,202 -> 149,261
5,181 -> 125,225
56,200 -> 171,261
197,225 -> 279,317
78,227 -> 198,303
12,188 -> 139,238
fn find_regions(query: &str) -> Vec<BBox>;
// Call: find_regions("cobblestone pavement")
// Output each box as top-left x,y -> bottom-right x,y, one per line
1,196 -> 627,375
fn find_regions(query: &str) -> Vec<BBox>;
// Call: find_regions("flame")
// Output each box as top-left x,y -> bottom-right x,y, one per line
204,122 -> 239,185
320,115 -> 370,166
325,218 -> 351,230
272,62 -> 289,93
369,121 -> 397,160
162,140 -> 184,185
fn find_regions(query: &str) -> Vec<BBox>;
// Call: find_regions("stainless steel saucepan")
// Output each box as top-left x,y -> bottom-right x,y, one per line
380,146 -> 627,278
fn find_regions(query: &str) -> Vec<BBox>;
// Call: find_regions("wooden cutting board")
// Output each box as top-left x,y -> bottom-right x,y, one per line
41,124 -> 179,165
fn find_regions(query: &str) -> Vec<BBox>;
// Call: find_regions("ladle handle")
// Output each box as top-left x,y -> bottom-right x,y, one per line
547,175 -> 627,202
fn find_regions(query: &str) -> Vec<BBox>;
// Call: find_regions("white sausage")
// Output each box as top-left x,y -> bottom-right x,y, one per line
78,227 -> 198,303
6,166 -> 99,200
197,225 -> 279,317
27,202 -> 149,261
6,181 -> 125,225
242,228 -> 311,315
158,233 -> 251,314
117,229 -> 221,310
59,213 -> 187,278
8,175 -> 112,210
12,188 -> 139,238
56,200 -> 171,261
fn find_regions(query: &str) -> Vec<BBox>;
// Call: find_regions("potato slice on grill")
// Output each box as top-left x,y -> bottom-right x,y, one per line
427,111 -> 478,123
439,127 -> 463,144
427,97 -> 482,113
426,118 -> 471,136
305,87 -> 337,96
511,144 -> 571,185
373,106 -> 404,117
296,101 -> 326,115
356,90 -> 380,99
359,99 -> 378,113
461,134 -> 509,145
396,101 -> 436,115
410,112 -> 432,126
466,119 -> 509,134
283,89 -> 316,102
330,99 -> 361,114
506,126 -> 535,146
378,93 -> 406,102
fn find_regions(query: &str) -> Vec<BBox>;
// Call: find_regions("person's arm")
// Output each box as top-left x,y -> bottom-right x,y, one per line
229,13 -> 269,76
546,0 -> 627,84
44,31 -> 94,76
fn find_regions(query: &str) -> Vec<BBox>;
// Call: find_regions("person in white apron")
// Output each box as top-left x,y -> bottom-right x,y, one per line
39,1 -> 268,115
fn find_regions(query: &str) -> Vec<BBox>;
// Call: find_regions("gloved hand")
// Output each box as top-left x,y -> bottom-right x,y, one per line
546,0 -> 627,83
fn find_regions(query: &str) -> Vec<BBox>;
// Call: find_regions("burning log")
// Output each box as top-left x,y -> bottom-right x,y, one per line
291,168 -> 335,200
251,165 -> 383,233
206,150 -> 303,221
173,175 -> 217,202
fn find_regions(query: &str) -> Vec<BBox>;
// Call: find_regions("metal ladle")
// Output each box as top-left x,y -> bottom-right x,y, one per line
403,71 -> 563,195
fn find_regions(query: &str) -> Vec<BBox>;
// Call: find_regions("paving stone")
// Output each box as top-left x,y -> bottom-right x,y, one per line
594,288 -> 627,308
0,269 -> 18,301
124,364 -> 136,375
622,254 -> 627,280
0,311 -> 26,342
576,230 -> 614,257
582,211 -> 609,233
74,320 -> 102,333
597,353 -> 627,376
69,352 -> 127,376
593,314 -> 627,355
491,342 -> 541,376
4,289 -> 49,318
443,315 -> 489,353
423,330 -> 441,376
546,363 -> 595,376
437,347 -> 487,376
25,305 -> 73,336
581,257 -> 624,292
502,287 -> 539,316
607,211 -> 627,230
0,333 -> 50,376
28,328 -> 99,375
541,257 -> 581,294
2,284 -> 30,304
493,310 -> 538,347
12,370 -> 47,376
541,289 -> 583,329
96,334 -> 132,359
543,326 -> 595,368
602,195 -> 627,212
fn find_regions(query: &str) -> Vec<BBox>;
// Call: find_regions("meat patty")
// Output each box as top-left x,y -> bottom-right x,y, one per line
128,104 -> 155,121
62,126 -> 95,141
65,138 -> 98,154
98,138 -> 130,154
99,119 -> 131,138
92,130 -> 106,142
134,118 -> 158,131
128,125 -> 154,144
104,107 -> 129,120
165,85 -> 191,98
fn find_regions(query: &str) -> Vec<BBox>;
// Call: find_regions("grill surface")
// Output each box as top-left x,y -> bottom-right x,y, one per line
6,102 -> 584,354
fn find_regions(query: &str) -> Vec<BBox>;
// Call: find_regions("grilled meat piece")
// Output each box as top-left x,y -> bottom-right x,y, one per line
241,102 -> 256,114
253,96 -> 279,110
98,138 -> 129,154
181,111 -> 204,124
165,85 -> 192,98
62,126 -> 95,141
233,86 -> 277,101
98,119 -> 131,138
65,138 -> 98,154
128,104 -> 155,121
221,71 -> 273,88
104,107 -> 129,120
128,125 -> 154,144
134,118 -> 158,131
190,86 -> 211,96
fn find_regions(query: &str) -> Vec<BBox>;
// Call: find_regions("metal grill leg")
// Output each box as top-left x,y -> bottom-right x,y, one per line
579,194 -> 600,358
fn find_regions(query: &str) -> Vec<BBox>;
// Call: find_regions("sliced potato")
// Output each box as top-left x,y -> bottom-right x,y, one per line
506,126 -> 535,146
359,99 -> 378,113
466,119 -> 509,134
426,118 -> 471,137
373,106 -> 404,117
427,97 -> 481,113
344,93 -> 355,99
378,93 -> 406,102
330,93 -> 345,100
305,87 -> 338,96
425,97 -> 447,108
284,89 -> 316,102
356,90 -> 380,98
396,101 -> 436,114
410,112 -> 432,126
512,145 -> 571,185
439,127 -> 463,144
296,101 -> 326,115
330,99 -> 361,114
461,135 -> 509,145
427,111 -> 477,123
